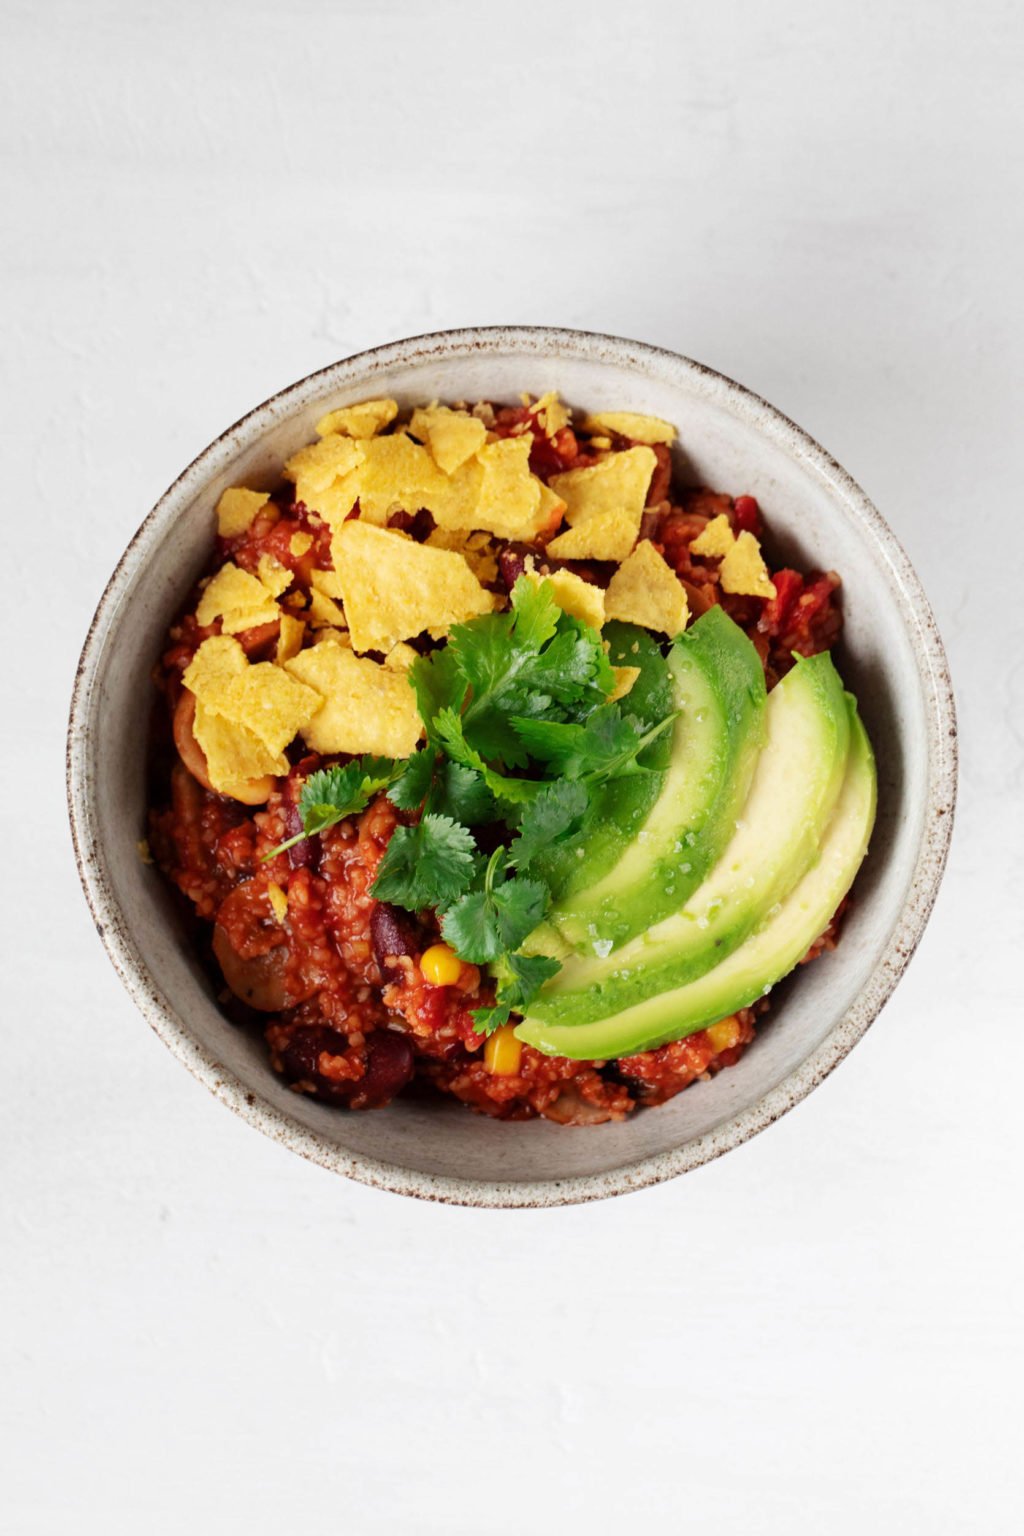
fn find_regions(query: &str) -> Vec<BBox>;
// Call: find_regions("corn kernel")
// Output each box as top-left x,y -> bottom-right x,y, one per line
485,1024 -> 523,1076
420,943 -> 463,987
706,1015 -> 741,1053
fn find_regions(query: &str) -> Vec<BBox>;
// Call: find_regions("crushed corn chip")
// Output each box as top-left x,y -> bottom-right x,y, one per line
409,405 -> 487,474
384,642 -> 419,671
185,637 -> 322,756
535,480 -> 567,535
546,508 -> 639,563
689,513 -> 735,558
424,527 -> 500,585
289,530 -> 314,558
550,446 -> 656,528
275,613 -> 305,664
471,437 -> 544,538
284,434 -> 365,496
308,590 -> 346,628
580,411 -> 676,445
721,531 -> 776,599
306,568 -> 346,628
192,702 -> 288,792
195,564 -> 280,634
332,521 -> 495,654
315,399 -> 398,438
532,392 -> 572,436
525,562 -> 605,630
285,641 -> 423,757
266,882 -> 288,923
257,554 -> 293,599
182,634 -> 248,693
345,435 -> 451,525
604,540 -> 689,635
608,665 -> 642,702
216,488 -> 270,538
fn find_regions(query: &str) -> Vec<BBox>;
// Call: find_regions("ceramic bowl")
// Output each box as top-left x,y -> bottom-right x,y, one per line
67,327 -> 956,1206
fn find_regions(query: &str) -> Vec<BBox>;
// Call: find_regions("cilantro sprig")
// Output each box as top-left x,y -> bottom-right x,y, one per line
260,577 -> 675,1031
262,757 -> 401,861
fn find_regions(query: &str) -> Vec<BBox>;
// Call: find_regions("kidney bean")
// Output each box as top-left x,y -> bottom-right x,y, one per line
497,545 -> 530,591
353,1030 -> 416,1107
283,799 -> 316,869
279,1025 -> 414,1108
370,902 -> 422,981
278,1026 -> 354,1105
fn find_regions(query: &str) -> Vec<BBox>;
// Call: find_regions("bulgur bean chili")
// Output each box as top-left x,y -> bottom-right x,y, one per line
148,396 -> 844,1125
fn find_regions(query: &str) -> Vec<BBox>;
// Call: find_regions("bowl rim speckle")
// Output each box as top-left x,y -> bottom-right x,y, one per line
67,325 -> 957,1207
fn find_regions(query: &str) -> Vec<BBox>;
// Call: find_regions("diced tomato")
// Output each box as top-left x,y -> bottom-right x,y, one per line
733,495 -> 762,535
760,568 -> 804,635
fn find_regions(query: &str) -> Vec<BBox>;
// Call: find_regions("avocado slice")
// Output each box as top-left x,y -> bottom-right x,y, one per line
530,622 -> 674,904
544,606 -> 767,952
515,700 -> 876,1060
523,649 -> 852,1029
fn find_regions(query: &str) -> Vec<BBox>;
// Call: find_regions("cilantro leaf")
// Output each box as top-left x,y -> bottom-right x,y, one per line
512,705 -> 676,782
441,849 -> 549,964
388,749 -> 498,825
387,748 -> 436,811
409,646 -> 467,737
430,759 -> 499,824
445,579 -> 615,765
471,951 -> 562,1035
370,814 -> 479,910
262,757 -> 399,861
433,707 -> 545,806
510,781 -> 588,870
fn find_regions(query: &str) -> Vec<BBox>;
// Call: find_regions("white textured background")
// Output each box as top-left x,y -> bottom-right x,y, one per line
4,1 -> 1022,1531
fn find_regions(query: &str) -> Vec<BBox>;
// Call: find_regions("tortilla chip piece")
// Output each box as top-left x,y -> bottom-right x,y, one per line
266,882 -> 289,923
689,513 -> 735,558
285,642 -> 423,757
608,665 -> 641,703
424,527 -> 500,585
289,530 -> 314,558
471,437 -> 546,538
332,521 -> 495,653
216,488 -> 270,538
720,531 -> 777,599
194,654 -> 322,757
183,635 -> 249,695
580,411 -> 676,445
526,564 -> 605,631
315,399 -> 399,439
546,508 -> 639,563
384,642 -> 419,671
193,702 -> 288,794
285,434 -> 365,495
276,613 -> 305,664
409,405 -> 487,474
604,540 -> 689,635
532,392 -> 572,437
195,564 -> 280,634
257,554 -> 293,599
550,446 -> 656,527
535,479 -> 568,536
346,434 -> 452,525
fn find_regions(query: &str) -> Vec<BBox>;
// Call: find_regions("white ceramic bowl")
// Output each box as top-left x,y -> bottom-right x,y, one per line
67,327 -> 956,1206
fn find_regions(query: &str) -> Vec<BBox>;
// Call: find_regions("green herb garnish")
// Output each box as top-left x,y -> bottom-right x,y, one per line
262,757 -> 401,861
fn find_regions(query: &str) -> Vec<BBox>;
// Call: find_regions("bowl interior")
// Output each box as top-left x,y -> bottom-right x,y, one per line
72,332 -> 947,1201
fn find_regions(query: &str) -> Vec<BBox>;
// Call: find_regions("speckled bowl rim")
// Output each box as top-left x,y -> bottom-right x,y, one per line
67,326 -> 957,1207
